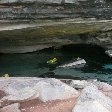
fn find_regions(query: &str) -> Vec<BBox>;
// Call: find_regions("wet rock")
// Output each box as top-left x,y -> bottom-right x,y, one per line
0,103 -> 21,112
33,78 -> 79,102
72,84 -> 112,112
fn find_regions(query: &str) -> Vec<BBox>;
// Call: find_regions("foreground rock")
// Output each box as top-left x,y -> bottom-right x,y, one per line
73,100 -> 110,112
0,78 -> 112,112
72,84 -> 112,112
1,103 -> 21,112
0,78 -> 79,102
70,79 -> 112,100
33,78 -> 79,102
20,97 -> 76,112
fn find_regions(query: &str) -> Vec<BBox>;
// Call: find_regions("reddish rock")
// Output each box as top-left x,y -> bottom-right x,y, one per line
95,82 -> 112,92
0,90 -> 6,99
20,97 -> 77,112
103,91 -> 112,100
0,99 -> 18,108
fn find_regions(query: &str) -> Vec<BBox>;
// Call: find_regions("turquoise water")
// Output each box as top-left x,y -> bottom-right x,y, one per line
0,44 -> 112,84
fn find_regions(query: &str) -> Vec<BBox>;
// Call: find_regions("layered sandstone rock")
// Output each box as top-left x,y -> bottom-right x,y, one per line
0,0 -> 112,53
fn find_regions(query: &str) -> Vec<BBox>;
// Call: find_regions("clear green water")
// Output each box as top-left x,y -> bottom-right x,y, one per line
0,44 -> 112,84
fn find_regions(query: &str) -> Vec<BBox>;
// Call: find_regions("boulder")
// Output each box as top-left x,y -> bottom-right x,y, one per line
70,80 -> 89,89
72,100 -> 110,112
0,78 -> 41,101
72,84 -> 112,112
1,87 -> 39,101
0,103 -> 21,112
93,81 -> 112,92
0,78 -> 78,102
70,79 -> 112,92
33,78 -> 79,102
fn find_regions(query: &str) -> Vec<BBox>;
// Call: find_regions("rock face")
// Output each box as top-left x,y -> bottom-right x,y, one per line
1,19 -> 112,53
0,0 -> 109,20
0,0 -> 104,4
0,0 -> 112,53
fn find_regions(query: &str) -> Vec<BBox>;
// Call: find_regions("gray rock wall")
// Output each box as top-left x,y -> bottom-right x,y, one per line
0,0 -> 111,20
0,0 -> 112,53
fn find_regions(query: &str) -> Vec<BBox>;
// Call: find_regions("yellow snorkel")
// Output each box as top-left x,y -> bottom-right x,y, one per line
47,58 -> 57,64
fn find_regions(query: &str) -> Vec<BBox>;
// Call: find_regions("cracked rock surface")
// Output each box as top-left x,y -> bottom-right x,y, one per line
0,78 -> 112,112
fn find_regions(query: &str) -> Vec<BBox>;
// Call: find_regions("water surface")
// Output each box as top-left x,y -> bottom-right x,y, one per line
0,44 -> 112,84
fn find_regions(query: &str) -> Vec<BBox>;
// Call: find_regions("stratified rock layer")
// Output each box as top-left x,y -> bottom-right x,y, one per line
0,0 -> 112,53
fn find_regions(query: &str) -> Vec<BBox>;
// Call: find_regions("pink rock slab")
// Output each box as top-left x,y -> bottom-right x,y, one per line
20,97 -> 77,112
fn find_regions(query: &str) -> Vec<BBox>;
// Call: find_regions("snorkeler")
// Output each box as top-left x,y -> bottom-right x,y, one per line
47,58 -> 57,64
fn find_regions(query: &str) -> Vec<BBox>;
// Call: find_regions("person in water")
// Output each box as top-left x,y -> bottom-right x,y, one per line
47,58 -> 57,64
